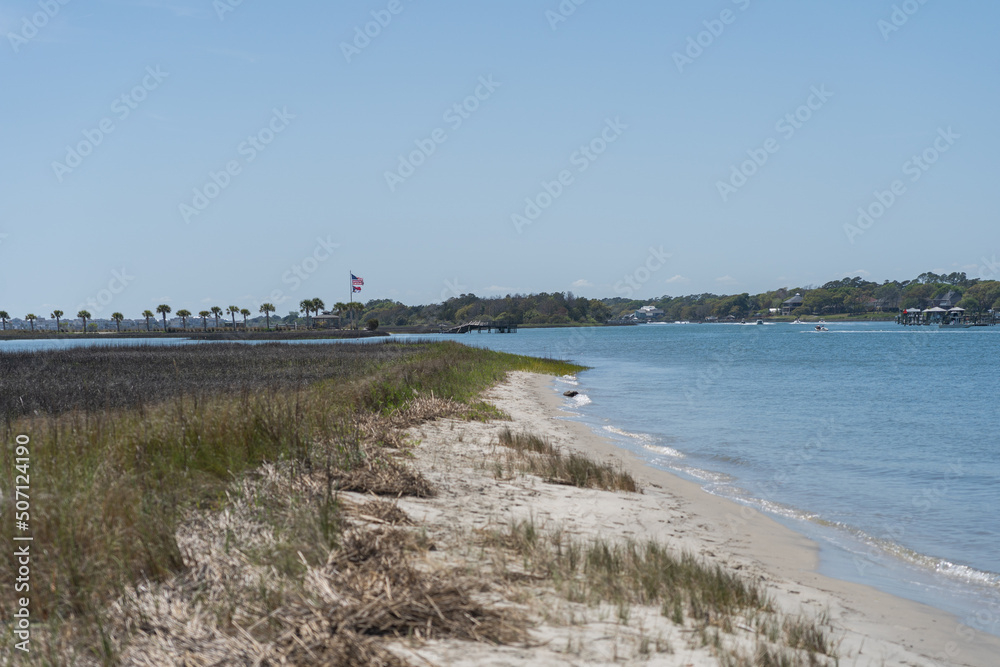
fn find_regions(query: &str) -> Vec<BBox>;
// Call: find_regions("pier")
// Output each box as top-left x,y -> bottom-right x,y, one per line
896,308 -> 998,327
441,320 -> 518,334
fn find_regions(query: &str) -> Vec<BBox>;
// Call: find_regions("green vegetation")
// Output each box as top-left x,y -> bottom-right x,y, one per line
495,428 -> 639,492
0,342 -> 580,632
7,270 -> 997,333
485,519 -> 837,666
323,271 -> 1000,327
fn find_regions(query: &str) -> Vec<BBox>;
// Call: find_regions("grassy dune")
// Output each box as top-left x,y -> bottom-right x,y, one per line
0,342 -> 579,643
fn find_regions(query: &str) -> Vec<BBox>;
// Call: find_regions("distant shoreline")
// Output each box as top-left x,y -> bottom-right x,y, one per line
0,316 -> 906,341
0,330 -> 388,341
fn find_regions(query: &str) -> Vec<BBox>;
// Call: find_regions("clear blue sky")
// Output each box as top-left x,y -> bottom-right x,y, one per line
2,0 -> 998,319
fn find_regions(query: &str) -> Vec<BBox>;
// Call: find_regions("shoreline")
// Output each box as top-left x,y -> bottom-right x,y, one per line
400,371 -> 1000,666
524,372 -> 1000,666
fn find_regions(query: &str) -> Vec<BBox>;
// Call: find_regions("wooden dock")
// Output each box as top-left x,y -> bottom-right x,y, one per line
441,320 -> 518,334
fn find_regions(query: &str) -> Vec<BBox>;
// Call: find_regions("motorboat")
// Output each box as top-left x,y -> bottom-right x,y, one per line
815,325 -> 829,332
791,319 -> 803,324
755,319 -> 764,325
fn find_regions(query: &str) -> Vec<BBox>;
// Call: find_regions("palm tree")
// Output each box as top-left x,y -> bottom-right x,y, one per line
76,310 -> 90,333
240,308 -> 251,329
259,302 -> 276,330
51,309 -> 64,332
142,310 -> 154,332
177,309 -> 192,330
111,312 -> 124,332
0,311 -> 9,331
334,302 -> 348,330
156,304 -> 171,332
299,299 -> 314,327
312,298 -> 325,315
227,305 -> 239,330
350,302 -> 365,329
199,310 -> 211,330
26,314 -> 37,331
211,306 -> 223,329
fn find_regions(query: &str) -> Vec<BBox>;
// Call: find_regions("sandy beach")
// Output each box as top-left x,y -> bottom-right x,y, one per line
389,371 -> 1000,666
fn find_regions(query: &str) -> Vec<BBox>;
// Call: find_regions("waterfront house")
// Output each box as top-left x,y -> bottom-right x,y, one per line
634,305 -> 664,320
932,290 -> 962,309
782,293 -> 804,315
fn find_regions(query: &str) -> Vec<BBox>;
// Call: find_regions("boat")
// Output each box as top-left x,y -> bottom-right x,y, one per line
815,325 -> 829,332
939,321 -> 972,329
791,319 -> 803,324
755,319 -> 764,325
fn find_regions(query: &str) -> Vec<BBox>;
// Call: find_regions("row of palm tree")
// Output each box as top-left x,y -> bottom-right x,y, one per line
0,299 -> 348,332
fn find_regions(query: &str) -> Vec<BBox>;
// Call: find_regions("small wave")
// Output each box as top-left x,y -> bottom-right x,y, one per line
805,519 -> 1000,591
571,393 -> 592,406
675,465 -> 734,485
643,444 -> 685,458
603,425 -> 653,443
557,375 -> 578,386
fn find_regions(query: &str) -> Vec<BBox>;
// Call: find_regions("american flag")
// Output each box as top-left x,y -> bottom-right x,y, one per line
351,273 -> 364,292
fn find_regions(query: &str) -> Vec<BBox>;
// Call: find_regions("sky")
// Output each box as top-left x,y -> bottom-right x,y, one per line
2,0 -> 999,319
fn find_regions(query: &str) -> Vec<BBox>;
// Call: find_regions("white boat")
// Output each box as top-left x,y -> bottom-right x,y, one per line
815,325 -> 829,332
755,319 -> 764,325
791,319 -> 803,324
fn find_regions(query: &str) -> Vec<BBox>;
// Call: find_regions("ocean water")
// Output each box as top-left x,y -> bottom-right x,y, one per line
401,322 -> 1000,636
5,325 -> 999,634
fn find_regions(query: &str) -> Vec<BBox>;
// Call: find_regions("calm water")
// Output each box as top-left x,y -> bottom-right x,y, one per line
401,322 -> 1000,635
5,325 -> 999,633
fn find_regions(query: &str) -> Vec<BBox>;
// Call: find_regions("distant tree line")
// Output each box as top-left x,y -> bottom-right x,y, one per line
350,271 -> 1000,326
4,272 -> 999,333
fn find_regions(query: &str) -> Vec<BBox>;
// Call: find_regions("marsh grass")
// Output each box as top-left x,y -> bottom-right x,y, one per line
0,341 -> 580,649
485,519 -> 837,666
496,428 -> 639,492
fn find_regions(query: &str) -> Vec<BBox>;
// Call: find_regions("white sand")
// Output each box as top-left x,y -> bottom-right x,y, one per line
392,371 -> 1000,666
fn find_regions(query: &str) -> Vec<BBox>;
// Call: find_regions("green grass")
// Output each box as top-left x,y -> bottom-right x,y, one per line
485,519 -> 837,665
496,428 -> 639,492
0,341 -> 581,626
488,520 -> 766,620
